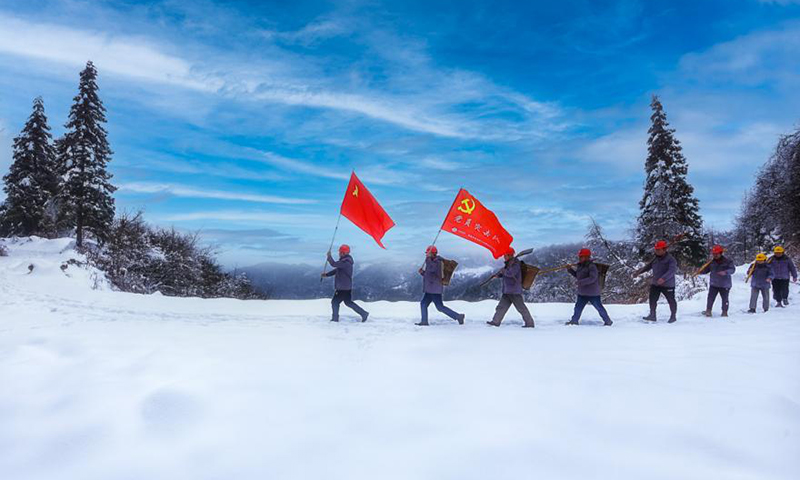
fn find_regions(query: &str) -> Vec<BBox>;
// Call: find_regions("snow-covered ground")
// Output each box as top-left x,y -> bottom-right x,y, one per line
1,238 -> 799,480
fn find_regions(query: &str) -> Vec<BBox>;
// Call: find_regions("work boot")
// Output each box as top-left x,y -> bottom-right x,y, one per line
565,319 -> 579,326
642,312 -> 656,322
361,312 -> 369,323
721,311 -> 728,317
522,323 -> 535,328
415,321 -> 429,326
603,319 -> 613,326
486,321 -> 500,327
330,318 -> 339,322
702,310 -> 712,317
783,299 -> 790,306
457,313 -> 465,325
747,308 -> 756,313
775,302 -> 783,308
667,315 -> 677,324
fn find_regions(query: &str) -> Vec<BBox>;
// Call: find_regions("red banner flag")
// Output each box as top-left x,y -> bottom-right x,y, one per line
441,188 -> 513,258
340,172 -> 395,249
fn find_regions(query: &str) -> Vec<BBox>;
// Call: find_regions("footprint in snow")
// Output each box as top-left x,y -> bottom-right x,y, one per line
140,389 -> 200,434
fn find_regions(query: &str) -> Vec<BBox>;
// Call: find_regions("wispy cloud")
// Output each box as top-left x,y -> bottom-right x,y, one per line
256,152 -> 349,181
0,13 -> 220,91
158,210 -> 327,226
263,17 -> 352,46
118,182 -> 316,205
0,11 -> 567,141
679,20 -> 800,89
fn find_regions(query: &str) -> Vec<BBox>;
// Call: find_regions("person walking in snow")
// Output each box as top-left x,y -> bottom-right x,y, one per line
321,244 -> 369,323
770,246 -> 797,308
416,245 -> 465,326
486,247 -> 535,328
697,245 -> 736,317
565,248 -> 612,326
634,240 -> 679,323
748,253 -> 774,314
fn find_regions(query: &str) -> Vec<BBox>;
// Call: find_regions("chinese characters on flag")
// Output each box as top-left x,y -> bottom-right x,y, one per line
340,172 -> 395,248
440,188 -> 513,258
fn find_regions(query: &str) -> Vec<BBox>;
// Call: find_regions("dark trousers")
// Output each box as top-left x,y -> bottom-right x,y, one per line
649,285 -> 677,316
571,295 -> 611,323
491,294 -> 534,327
420,293 -> 461,324
331,290 -> 368,321
772,279 -> 790,302
706,286 -> 730,313
750,287 -> 770,312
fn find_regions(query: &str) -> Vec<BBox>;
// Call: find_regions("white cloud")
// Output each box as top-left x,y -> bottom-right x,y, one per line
0,12 -> 566,141
417,156 -> 462,171
0,13 -> 221,92
578,129 -> 647,173
255,152 -> 349,181
118,182 -> 316,205
158,210 -> 327,226
679,20 -> 800,89
251,150 -> 415,186
263,18 -> 352,46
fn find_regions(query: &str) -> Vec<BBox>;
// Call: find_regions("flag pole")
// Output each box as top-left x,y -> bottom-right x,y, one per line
322,171 -> 354,282
432,187 -> 463,247
421,187 -> 463,270
321,213 -> 343,282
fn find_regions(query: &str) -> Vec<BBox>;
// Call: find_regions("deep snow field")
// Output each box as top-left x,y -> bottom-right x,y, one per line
1,237 -> 799,480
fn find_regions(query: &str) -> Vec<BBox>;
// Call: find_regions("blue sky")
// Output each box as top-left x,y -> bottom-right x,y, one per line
0,0 -> 798,266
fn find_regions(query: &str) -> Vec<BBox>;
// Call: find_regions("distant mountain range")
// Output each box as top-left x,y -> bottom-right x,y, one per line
238,243 -> 585,302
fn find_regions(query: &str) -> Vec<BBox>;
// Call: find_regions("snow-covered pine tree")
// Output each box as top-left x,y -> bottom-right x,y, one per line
58,61 -> 116,247
0,97 -> 60,237
730,128 -> 800,256
585,219 -> 645,303
774,129 -> 800,248
635,95 -> 705,267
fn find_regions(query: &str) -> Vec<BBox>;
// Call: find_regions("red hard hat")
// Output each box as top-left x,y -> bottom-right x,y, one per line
505,247 -> 515,256
338,244 -> 350,254
654,240 -> 668,250
426,245 -> 438,255
711,245 -> 724,255
578,248 -> 591,258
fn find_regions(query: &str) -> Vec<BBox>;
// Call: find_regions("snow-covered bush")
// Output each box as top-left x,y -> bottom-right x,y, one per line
87,212 -> 260,299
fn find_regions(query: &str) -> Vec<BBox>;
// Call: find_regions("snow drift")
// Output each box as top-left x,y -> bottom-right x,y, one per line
1,238 -> 798,480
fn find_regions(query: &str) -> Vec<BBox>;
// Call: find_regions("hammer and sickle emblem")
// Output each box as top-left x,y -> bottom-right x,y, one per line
457,198 -> 476,215
352,185 -> 359,197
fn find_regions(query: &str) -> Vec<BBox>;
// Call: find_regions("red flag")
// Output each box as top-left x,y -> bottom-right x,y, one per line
340,172 -> 395,248
441,188 -> 513,258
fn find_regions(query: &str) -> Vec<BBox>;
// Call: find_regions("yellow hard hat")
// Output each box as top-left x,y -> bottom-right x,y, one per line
756,253 -> 767,261
773,246 -> 785,254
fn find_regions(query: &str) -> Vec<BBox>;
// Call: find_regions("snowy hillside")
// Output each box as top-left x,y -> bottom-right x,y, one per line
1,238 -> 799,480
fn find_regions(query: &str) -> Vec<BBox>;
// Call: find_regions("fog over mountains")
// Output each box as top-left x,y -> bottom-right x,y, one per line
239,243 -> 584,302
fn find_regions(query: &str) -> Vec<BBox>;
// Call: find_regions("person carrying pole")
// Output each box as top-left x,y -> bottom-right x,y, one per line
416,245 -> 465,326
634,240 -> 679,323
747,253 -> 774,314
486,247 -> 535,328
696,245 -> 735,317
565,248 -> 613,326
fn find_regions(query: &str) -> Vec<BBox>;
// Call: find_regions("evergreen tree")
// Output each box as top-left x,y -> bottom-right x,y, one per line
635,95 -> 705,267
58,61 -> 116,247
733,127 -> 800,254
774,130 -> 800,247
0,97 -> 59,237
